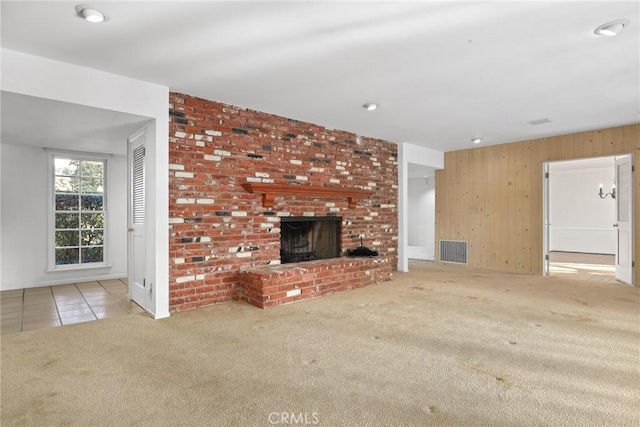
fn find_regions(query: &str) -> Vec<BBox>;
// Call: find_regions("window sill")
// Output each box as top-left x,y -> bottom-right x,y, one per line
47,263 -> 112,273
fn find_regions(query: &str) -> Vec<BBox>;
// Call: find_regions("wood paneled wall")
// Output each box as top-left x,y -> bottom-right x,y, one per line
435,124 -> 640,285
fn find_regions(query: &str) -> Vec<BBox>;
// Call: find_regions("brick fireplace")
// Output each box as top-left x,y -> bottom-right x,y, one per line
168,92 -> 398,312
280,216 -> 341,264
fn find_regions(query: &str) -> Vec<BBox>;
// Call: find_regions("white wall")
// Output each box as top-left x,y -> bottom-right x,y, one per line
398,143 -> 444,271
1,144 -> 128,288
407,176 -> 435,260
549,165 -> 616,254
1,48 -> 169,318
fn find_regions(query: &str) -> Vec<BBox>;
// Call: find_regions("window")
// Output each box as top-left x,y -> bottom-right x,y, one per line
50,154 -> 107,269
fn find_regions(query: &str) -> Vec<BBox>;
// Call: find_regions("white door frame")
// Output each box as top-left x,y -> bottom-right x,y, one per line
542,154 -> 635,284
543,162 -> 550,275
128,127 -> 149,310
398,143 -> 445,272
3,49 -> 170,317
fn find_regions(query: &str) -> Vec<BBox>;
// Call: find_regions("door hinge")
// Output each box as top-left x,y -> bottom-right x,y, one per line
545,254 -> 549,261
143,278 -> 146,288
545,172 -> 549,178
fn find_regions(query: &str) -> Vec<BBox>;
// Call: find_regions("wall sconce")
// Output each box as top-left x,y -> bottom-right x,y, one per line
599,183 -> 616,199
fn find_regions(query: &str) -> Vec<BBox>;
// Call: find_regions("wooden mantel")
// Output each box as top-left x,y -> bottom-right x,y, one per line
241,183 -> 374,209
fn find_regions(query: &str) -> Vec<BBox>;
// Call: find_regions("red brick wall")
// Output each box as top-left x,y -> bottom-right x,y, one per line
169,92 -> 398,312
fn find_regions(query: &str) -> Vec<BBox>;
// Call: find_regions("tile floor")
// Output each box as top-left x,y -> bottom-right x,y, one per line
549,251 -> 618,283
0,279 -> 144,335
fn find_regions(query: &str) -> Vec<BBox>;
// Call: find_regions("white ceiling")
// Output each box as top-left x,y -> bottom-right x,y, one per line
1,92 -> 150,155
1,1 -> 638,153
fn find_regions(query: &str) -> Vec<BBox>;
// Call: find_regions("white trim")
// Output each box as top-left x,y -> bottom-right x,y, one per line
44,147 -> 114,159
128,127 -> 147,143
550,227 -> 617,231
0,273 -> 126,291
47,152 -> 55,270
407,245 -> 434,261
543,161 -> 550,275
47,263 -> 112,273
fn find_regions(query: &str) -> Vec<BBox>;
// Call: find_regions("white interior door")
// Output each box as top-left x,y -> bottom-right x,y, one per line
128,128 -> 147,308
615,155 -> 634,285
543,162 -> 550,275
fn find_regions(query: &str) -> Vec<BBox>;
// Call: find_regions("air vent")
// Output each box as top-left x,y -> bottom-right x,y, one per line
439,240 -> 468,264
527,118 -> 552,126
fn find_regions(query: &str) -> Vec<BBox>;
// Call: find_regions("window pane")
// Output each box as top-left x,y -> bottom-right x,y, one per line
81,178 -> 104,194
54,159 -> 79,176
52,157 -> 107,268
56,230 -> 79,247
55,194 -> 79,211
81,247 -> 103,263
55,213 -> 79,229
56,248 -> 79,265
81,213 -> 104,229
81,161 -> 104,177
55,177 -> 80,193
81,230 -> 104,246
81,195 -> 103,211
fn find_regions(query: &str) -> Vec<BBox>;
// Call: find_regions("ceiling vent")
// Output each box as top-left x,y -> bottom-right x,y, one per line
527,118 -> 552,126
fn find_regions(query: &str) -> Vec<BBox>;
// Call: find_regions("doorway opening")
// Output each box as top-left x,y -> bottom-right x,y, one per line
543,155 -> 635,285
548,251 -> 617,283
406,163 -> 436,262
0,93 -> 153,330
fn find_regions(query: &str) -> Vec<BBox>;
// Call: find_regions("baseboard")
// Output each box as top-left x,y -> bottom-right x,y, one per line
407,245 -> 435,261
153,310 -> 171,319
1,273 -> 126,291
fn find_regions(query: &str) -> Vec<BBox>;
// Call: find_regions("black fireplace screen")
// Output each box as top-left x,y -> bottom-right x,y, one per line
280,217 -> 341,264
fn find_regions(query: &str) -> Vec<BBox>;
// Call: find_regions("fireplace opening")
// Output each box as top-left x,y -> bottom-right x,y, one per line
280,216 -> 342,264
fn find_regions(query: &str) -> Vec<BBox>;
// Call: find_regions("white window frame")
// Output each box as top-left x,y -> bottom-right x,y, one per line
47,149 -> 112,271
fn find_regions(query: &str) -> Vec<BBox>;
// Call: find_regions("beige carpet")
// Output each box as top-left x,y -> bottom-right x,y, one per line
1,262 -> 639,426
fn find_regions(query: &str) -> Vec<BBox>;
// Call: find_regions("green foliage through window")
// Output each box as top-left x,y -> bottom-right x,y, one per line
53,157 -> 106,266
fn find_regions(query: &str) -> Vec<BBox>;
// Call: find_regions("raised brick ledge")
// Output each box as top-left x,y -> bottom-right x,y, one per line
239,257 -> 391,308
241,257 -> 377,275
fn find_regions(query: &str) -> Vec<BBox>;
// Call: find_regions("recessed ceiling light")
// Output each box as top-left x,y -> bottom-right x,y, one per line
75,4 -> 108,23
594,19 -> 630,36
471,138 -> 482,144
363,103 -> 378,111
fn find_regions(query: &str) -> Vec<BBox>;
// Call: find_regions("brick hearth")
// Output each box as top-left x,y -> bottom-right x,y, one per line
168,93 -> 398,312
240,257 -> 390,308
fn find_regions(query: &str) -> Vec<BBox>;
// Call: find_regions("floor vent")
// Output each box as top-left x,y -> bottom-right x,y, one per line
439,240 -> 468,264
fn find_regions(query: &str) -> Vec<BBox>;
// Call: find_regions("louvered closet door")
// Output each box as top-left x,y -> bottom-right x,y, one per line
128,129 -> 147,309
